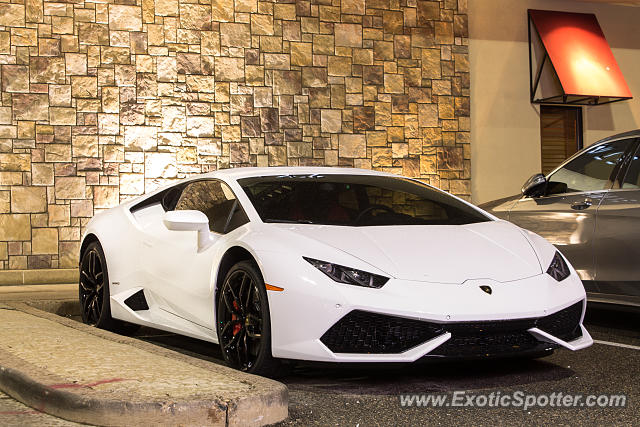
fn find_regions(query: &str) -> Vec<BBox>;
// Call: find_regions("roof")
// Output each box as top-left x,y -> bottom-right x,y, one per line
202,166 -> 398,180
595,129 -> 640,144
120,166 -> 408,210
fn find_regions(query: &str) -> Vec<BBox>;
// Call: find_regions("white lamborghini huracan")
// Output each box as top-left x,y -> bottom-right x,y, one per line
79,167 -> 592,376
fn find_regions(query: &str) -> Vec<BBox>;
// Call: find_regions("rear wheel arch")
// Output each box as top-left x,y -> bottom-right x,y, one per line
79,238 -> 140,334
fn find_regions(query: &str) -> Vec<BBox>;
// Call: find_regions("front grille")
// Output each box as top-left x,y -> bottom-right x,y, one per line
320,310 -> 443,354
320,301 -> 584,356
432,301 -> 584,357
429,319 -> 541,357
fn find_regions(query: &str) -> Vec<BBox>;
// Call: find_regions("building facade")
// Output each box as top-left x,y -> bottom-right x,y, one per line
1,0 -> 639,274
470,0 -> 640,204
0,0 -> 471,271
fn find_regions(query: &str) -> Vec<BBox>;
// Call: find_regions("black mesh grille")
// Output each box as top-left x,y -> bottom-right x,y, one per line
429,319 -> 541,357
320,301 -> 584,356
124,290 -> 149,311
320,310 -> 443,354
536,301 -> 583,341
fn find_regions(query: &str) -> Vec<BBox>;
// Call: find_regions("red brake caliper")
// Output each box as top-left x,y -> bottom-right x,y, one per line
232,300 -> 242,336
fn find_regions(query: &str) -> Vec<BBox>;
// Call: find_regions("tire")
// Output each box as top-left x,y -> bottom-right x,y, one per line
216,260 -> 285,377
79,241 -> 139,334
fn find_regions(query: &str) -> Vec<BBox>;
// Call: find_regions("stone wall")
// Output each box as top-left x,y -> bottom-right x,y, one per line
0,0 -> 469,270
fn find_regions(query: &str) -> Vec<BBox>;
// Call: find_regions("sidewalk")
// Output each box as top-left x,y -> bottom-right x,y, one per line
0,285 -> 288,426
0,283 -> 77,300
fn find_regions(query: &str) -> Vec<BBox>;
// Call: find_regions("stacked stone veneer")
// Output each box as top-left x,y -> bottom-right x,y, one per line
0,0 -> 469,270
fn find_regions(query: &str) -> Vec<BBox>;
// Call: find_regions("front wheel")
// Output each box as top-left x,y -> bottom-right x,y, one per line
216,261 -> 284,377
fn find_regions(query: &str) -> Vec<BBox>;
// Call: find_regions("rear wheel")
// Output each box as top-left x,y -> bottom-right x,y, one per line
79,241 -> 139,334
216,261 -> 284,377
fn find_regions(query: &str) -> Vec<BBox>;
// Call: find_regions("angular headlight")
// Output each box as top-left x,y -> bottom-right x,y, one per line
547,251 -> 570,282
303,257 -> 389,288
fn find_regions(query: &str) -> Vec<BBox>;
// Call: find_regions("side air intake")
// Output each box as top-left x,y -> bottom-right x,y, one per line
124,290 -> 149,311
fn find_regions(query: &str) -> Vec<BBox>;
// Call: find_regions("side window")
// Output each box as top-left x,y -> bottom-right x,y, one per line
546,139 -> 630,194
622,144 -> 640,189
175,180 -> 249,233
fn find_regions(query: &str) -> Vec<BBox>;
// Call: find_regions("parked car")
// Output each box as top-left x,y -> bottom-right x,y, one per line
79,167 -> 591,376
481,130 -> 640,308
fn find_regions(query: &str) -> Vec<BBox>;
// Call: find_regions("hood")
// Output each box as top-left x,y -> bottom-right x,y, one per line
277,221 -> 542,284
478,195 -> 521,220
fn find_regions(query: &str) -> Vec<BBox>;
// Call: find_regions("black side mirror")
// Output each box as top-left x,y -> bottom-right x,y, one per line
546,181 -> 568,196
521,173 -> 546,197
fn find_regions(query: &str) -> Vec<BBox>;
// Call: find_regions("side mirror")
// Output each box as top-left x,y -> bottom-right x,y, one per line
163,210 -> 215,252
521,173 -> 547,197
546,181 -> 568,196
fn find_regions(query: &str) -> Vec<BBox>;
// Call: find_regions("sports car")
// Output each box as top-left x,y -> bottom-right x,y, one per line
79,167 -> 593,376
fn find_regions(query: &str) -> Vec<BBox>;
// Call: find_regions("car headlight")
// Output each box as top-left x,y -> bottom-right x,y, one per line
547,251 -> 570,282
303,257 -> 389,288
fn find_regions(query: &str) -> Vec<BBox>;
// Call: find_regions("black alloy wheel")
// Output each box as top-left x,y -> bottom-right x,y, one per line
79,241 -> 138,333
79,242 -> 109,326
216,261 -> 284,377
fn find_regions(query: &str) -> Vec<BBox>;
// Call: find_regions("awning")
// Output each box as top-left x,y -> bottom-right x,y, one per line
528,9 -> 632,105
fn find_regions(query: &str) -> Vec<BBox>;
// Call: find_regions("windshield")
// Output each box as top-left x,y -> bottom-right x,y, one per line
239,174 -> 489,226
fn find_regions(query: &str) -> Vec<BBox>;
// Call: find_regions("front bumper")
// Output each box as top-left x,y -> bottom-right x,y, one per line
320,301 -> 591,360
260,252 -> 593,362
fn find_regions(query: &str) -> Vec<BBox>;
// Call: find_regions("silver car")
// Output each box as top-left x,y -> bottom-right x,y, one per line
481,130 -> 640,308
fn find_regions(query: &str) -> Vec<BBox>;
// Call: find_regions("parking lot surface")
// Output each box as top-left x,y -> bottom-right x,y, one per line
133,304 -> 639,426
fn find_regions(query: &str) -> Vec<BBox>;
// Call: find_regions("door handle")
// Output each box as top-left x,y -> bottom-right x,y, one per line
571,198 -> 592,210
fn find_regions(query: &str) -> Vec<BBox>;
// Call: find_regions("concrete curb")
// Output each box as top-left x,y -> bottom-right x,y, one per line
0,364 -> 230,426
0,302 -> 288,426
0,269 -> 78,286
26,299 -> 81,317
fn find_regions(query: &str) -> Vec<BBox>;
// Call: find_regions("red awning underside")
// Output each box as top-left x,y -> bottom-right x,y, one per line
529,9 -> 631,99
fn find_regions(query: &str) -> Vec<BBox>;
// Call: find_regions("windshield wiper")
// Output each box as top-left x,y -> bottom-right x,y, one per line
263,218 -> 315,224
